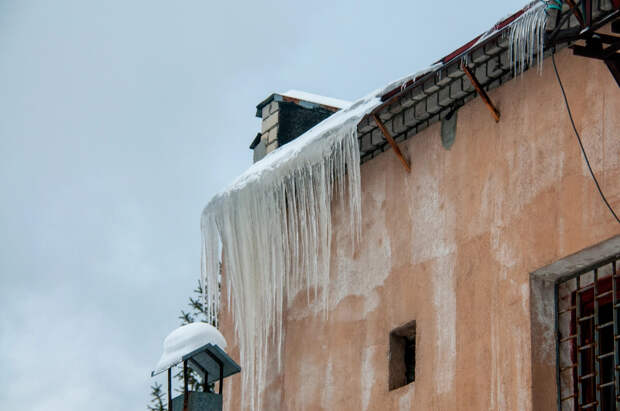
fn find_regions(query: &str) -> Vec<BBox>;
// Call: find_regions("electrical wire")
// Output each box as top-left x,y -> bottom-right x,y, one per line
551,52 -> 620,224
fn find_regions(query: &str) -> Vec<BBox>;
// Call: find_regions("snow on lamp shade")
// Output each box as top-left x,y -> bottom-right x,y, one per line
152,322 -> 227,376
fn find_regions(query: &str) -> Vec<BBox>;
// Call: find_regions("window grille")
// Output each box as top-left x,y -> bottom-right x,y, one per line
556,254 -> 620,410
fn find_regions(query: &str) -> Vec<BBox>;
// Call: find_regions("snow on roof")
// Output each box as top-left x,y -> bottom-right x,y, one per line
379,1 -> 543,101
281,89 -> 352,109
377,64 -> 443,97
152,322 -> 227,375
209,90 -> 380,199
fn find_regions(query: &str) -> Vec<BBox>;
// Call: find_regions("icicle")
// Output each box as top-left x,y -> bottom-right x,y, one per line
509,2 -> 549,76
200,93 -> 377,410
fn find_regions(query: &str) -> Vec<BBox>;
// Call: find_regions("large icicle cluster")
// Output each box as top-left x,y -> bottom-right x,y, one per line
201,92 -> 380,410
509,1 -> 549,75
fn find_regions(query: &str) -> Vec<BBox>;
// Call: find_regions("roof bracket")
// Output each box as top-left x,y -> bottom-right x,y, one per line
461,63 -> 501,123
372,114 -> 411,172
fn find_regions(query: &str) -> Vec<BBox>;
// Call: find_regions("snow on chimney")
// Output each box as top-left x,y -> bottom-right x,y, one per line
250,90 -> 351,163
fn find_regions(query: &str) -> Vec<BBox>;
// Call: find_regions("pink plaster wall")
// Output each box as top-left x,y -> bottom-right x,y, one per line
220,47 -> 620,410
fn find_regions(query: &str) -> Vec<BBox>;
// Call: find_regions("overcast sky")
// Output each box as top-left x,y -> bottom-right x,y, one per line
0,1 -> 526,409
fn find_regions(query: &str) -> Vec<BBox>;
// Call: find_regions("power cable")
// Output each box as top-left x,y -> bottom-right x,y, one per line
551,51 -> 620,224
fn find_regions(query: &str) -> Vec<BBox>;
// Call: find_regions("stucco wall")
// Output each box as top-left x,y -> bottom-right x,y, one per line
220,47 -> 620,410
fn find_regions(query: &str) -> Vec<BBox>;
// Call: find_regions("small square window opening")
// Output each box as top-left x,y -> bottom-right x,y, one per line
389,320 -> 416,391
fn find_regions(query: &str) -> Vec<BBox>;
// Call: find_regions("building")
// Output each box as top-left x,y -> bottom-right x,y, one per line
201,1 -> 620,410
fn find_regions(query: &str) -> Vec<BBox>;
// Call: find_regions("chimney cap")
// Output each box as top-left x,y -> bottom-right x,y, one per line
255,90 -> 351,118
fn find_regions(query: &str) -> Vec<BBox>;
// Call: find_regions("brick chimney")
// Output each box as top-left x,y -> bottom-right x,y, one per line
250,90 -> 350,163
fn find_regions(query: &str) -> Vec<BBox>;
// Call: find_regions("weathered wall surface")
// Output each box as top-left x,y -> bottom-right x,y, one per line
220,47 -> 620,410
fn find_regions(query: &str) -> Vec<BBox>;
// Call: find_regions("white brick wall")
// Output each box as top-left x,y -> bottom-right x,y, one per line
261,111 -> 279,133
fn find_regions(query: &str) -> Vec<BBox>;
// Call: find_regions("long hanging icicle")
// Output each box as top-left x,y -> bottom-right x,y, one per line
509,1 -> 549,76
201,93 -> 378,410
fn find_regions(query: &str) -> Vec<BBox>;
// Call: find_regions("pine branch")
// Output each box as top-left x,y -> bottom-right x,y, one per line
189,297 -> 205,315
174,366 -> 202,392
192,279 -> 203,296
178,311 -> 193,325
148,382 -> 167,411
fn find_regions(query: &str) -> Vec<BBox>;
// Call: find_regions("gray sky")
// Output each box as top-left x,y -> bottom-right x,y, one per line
0,1 -> 526,409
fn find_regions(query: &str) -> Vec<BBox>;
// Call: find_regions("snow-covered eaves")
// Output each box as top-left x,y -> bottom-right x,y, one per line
356,0 -> 619,164
212,91 -> 380,198
202,89 -> 380,410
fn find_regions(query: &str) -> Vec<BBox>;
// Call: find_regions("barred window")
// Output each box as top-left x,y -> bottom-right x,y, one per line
556,256 -> 620,410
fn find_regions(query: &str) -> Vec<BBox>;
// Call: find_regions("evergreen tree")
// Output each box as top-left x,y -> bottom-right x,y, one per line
175,279 -> 214,393
148,277 -> 219,409
147,382 -> 166,411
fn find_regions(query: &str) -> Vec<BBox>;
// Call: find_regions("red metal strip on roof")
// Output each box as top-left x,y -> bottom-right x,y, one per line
440,7 -> 526,64
440,35 -> 482,64
379,5 -> 528,102
381,79 -> 414,102
280,95 -> 340,112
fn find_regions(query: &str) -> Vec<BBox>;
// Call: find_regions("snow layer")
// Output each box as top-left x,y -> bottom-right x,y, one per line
281,89 -> 351,109
201,89 -> 380,410
152,322 -> 227,376
377,2 -> 547,103
378,64 -> 442,96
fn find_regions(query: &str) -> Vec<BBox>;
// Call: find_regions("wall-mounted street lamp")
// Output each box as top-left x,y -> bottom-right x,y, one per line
152,323 -> 240,411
